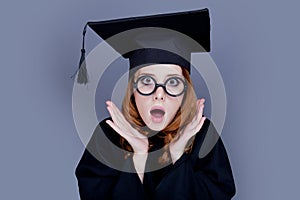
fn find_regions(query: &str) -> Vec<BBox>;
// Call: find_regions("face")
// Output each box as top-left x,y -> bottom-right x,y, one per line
133,64 -> 185,131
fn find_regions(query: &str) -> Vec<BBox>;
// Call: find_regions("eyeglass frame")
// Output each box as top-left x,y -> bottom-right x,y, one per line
133,75 -> 187,97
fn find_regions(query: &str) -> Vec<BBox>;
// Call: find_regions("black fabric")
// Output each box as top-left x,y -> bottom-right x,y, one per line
75,8 -> 210,84
86,8 -> 210,72
75,118 -> 236,199
128,49 -> 191,73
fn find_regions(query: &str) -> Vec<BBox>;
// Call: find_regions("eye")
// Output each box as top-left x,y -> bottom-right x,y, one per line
166,77 -> 179,86
140,76 -> 155,85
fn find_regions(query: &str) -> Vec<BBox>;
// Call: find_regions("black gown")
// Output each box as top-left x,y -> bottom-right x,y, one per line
75,118 -> 236,200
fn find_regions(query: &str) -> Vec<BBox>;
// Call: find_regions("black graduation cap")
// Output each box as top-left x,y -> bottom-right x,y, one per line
76,8 -> 210,84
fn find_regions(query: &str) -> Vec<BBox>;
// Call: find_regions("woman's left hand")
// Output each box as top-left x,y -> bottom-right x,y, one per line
105,101 -> 149,154
106,101 -> 149,181
169,98 -> 206,163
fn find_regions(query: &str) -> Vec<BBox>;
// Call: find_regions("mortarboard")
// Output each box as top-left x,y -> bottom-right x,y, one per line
76,8 -> 210,84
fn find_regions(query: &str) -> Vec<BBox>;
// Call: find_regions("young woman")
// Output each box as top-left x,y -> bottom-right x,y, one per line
75,9 -> 235,200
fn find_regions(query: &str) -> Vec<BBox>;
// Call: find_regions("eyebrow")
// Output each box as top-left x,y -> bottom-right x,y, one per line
136,73 -> 183,78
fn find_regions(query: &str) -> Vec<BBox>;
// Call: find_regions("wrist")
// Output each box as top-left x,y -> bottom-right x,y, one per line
132,153 -> 148,174
133,152 -> 148,158
169,139 -> 188,163
169,147 -> 184,164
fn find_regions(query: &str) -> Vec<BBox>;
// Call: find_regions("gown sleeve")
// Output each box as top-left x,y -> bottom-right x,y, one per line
75,119 -> 145,200
151,119 -> 236,200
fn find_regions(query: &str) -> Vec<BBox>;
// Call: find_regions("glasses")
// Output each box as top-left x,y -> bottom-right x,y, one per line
133,75 -> 187,97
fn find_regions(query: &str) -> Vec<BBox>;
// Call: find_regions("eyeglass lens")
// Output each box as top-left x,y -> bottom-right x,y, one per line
135,76 -> 186,96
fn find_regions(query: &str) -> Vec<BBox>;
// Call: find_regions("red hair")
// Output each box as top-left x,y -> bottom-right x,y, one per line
121,68 -> 197,162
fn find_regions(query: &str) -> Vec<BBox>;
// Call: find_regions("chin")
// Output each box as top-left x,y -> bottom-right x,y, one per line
146,119 -> 169,132
148,126 -> 164,132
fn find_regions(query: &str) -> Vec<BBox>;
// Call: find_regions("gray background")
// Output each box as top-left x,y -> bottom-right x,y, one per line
1,0 -> 299,199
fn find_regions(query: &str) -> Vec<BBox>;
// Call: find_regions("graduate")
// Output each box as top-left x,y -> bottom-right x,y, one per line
75,8 -> 236,200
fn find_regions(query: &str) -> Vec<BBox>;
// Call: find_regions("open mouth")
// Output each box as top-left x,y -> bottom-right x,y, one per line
150,107 -> 165,123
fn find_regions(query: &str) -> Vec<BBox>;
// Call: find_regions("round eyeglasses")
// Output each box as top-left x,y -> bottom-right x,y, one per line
133,75 -> 187,97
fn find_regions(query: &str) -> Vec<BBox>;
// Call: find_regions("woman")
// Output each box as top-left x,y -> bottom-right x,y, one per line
75,9 -> 235,199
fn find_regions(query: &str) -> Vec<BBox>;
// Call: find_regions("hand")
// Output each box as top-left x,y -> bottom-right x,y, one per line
105,101 -> 149,154
169,98 -> 206,163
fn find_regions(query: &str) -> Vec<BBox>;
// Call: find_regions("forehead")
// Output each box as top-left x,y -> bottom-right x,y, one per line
135,64 -> 183,78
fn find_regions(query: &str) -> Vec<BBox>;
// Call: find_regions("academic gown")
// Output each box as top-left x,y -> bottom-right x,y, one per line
75,118 -> 236,200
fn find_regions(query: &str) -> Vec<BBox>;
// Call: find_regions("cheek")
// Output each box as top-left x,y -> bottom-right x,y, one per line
166,97 -> 184,117
134,92 -> 144,108
170,100 -> 181,110
170,96 -> 183,109
134,93 -> 149,119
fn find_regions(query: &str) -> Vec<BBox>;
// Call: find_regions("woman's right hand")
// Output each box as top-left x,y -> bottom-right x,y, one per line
105,101 -> 149,154
106,101 -> 148,181
169,98 -> 206,163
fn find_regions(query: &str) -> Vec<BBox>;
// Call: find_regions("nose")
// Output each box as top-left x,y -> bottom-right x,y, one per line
153,86 -> 166,101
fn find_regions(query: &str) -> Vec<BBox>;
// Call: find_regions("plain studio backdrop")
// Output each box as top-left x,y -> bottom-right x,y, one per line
0,0 -> 299,199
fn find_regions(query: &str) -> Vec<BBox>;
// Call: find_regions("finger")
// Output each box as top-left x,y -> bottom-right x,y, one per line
186,102 -> 204,134
105,120 -> 122,135
109,101 -> 121,115
107,117 -> 140,146
107,102 -> 143,139
107,101 -> 126,128
190,100 -> 200,124
195,116 -> 206,133
105,100 -> 111,106
108,101 -> 147,140
106,104 -> 122,129
197,98 -> 205,110
200,98 -> 205,104
196,101 -> 205,122
193,99 -> 204,121
106,120 -> 133,140
106,106 -> 118,128
196,98 -> 205,106
109,101 -> 130,127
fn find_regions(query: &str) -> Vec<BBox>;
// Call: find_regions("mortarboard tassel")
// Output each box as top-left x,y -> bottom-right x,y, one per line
76,23 -> 88,84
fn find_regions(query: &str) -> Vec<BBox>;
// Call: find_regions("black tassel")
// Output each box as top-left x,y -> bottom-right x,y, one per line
77,48 -> 88,84
74,23 -> 88,84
